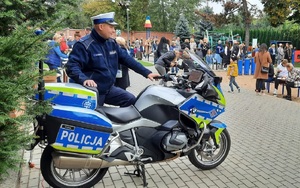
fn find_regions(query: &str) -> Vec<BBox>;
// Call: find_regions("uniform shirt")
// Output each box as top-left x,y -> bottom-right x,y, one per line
66,29 -> 151,94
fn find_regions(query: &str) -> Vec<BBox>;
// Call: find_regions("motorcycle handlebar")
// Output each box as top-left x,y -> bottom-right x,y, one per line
153,73 -> 177,80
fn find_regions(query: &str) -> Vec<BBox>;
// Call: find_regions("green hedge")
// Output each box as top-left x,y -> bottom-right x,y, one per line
232,28 -> 300,49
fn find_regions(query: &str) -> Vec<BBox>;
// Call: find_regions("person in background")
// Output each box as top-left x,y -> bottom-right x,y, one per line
66,36 -> 73,47
182,38 -> 190,50
129,43 -> 135,57
231,40 -> 240,59
67,32 -> 81,49
214,40 -> 224,66
144,38 -> 152,61
189,37 -> 197,53
115,36 -> 130,90
201,38 -> 210,57
253,44 -> 260,55
34,27 -> 45,35
175,36 -> 181,50
284,42 -> 291,61
85,27 -> 91,36
227,56 -> 240,93
170,41 -> 179,73
269,44 -> 277,65
59,33 -> 69,54
156,36 -> 169,59
222,41 -> 231,70
254,43 -> 272,95
195,47 -> 203,59
152,39 -> 158,62
66,12 -> 159,107
197,39 -> 203,50
45,33 -> 69,82
265,63 -> 275,83
205,49 -> 214,68
177,50 -> 196,75
215,40 -> 224,57
284,63 -> 300,101
291,44 -> 295,63
134,38 -> 142,60
196,40 -> 204,59
287,44 -> 293,62
169,40 -> 176,51
133,41 -> 137,58
277,43 -> 284,64
273,59 -> 288,96
238,43 -> 246,60
140,38 -> 144,59
154,50 -> 181,86
241,42 -> 247,56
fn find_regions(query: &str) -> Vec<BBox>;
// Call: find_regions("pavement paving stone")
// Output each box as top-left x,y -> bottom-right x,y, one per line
10,58 -> 300,188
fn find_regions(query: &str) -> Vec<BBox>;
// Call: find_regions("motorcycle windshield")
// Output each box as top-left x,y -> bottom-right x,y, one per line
187,51 -> 216,78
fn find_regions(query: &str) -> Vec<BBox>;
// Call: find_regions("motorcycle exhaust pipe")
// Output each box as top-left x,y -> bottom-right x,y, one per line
52,152 -> 131,169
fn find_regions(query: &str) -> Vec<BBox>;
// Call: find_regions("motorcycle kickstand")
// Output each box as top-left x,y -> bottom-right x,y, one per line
124,163 -> 148,187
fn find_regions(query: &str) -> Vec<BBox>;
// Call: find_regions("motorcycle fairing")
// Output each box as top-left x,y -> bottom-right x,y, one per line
213,85 -> 226,106
46,105 -> 112,154
179,94 -> 225,125
135,85 -> 186,112
208,120 -> 227,145
36,83 -> 97,110
139,104 -> 179,124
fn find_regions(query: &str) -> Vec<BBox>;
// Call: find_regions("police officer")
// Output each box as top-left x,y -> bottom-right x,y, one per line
66,12 -> 159,107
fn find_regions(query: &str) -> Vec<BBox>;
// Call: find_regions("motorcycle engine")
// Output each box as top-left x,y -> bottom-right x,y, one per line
162,130 -> 188,152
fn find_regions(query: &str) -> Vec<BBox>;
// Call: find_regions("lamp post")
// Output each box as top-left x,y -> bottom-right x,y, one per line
126,7 -> 130,47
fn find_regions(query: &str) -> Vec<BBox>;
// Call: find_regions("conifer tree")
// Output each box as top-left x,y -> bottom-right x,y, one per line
174,14 -> 191,42
0,0 -> 81,181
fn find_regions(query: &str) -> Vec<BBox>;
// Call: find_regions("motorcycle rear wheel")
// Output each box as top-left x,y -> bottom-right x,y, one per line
188,129 -> 231,170
41,146 -> 108,188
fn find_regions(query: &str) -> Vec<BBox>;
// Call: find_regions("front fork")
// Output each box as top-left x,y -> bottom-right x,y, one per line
202,120 -> 227,148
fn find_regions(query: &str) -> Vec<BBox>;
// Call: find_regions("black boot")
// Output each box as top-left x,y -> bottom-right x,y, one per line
286,96 -> 292,101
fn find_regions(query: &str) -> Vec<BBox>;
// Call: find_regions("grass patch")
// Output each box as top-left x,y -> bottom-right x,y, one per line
138,60 -> 153,67
294,62 -> 300,68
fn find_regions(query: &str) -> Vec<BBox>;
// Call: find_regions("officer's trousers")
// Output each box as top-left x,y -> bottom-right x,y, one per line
98,85 -> 135,107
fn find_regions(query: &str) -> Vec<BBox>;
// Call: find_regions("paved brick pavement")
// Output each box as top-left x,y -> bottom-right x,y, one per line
14,60 -> 300,188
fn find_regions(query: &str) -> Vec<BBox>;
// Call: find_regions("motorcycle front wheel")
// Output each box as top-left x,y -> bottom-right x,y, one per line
40,146 -> 108,188
188,129 -> 231,170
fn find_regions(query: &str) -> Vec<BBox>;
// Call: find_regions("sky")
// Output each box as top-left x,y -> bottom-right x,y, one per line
205,0 -> 264,14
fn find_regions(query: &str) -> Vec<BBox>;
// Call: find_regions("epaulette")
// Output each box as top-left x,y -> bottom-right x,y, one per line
79,35 -> 94,49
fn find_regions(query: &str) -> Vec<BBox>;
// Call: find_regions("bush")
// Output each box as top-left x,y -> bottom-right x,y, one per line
232,28 -> 300,49
0,24 -> 48,181
0,0 -> 82,181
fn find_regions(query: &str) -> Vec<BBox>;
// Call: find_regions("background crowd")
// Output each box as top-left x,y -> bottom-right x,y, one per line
41,25 -> 300,101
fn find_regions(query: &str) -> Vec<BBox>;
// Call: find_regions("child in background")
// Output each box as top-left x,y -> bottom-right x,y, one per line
227,56 -> 240,93
130,44 -> 135,57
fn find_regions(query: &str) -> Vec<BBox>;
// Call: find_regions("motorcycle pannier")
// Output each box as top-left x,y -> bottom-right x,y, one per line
41,105 -> 113,155
35,83 -> 98,110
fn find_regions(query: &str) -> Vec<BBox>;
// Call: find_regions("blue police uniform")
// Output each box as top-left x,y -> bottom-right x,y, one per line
66,28 -> 152,107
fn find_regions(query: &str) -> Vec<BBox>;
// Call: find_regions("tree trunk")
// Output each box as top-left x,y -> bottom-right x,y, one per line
242,0 -> 250,48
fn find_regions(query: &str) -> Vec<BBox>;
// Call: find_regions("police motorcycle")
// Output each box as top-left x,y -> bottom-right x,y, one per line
29,52 -> 230,188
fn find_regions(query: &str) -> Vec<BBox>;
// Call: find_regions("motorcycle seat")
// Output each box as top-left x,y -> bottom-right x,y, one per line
96,105 -> 141,124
